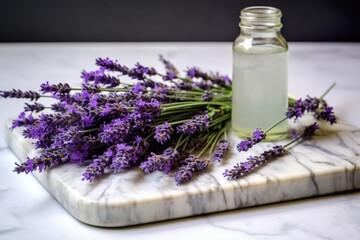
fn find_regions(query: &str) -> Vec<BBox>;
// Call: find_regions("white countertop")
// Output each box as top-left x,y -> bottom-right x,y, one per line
0,42 -> 359,240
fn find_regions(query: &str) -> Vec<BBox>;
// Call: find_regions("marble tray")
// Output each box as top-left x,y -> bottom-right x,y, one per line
4,120 -> 360,227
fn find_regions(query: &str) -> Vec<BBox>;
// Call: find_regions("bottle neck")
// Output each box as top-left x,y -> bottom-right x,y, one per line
239,6 -> 283,32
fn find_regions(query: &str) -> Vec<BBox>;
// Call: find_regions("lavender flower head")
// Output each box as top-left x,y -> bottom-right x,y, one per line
237,128 -> 266,152
286,96 -> 336,124
154,122 -> 174,144
0,89 -> 41,101
82,156 -> 109,182
301,122 -> 320,140
159,55 -> 179,80
95,57 -> 129,75
24,102 -> 45,113
213,140 -> 230,162
110,144 -> 137,172
140,147 -> 179,174
201,90 -> 213,101
11,112 -> 35,129
175,155 -> 209,185
13,150 -> 64,174
129,62 -> 157,80
177,113 -> 210,134
223,145 -> 285,179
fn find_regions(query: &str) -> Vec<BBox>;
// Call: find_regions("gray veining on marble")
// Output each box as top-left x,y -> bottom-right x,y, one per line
4,119 -> 360,227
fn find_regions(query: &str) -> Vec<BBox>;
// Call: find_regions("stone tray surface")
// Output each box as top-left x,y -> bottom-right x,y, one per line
4,120 -> 360,227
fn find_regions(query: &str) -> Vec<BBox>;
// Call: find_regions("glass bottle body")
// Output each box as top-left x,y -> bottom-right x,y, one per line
231,7 -> 288,141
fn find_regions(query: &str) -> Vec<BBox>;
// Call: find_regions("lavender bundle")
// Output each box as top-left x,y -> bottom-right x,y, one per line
1,56 -> 235,185
0,56 -> 335,184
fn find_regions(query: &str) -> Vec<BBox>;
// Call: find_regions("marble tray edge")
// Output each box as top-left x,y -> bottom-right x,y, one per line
4,120 -> 360,227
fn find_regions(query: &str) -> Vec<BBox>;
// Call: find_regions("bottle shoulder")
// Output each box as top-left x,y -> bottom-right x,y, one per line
233,31 -> 288,54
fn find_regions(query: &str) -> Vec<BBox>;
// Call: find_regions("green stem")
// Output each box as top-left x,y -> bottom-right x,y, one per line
167,119 -> 190,125
209,113 -> 231,128
80,128 -> 99,134
165,95 -> 202,101
181,136 -> 190,151
163,102 -> 229,111
319,82 -> 336,99
197,132 -> 217,158
265,117 -> 288,133
175,134 -> 183,150
208,127 -> 226,156
283,135 -> 302,149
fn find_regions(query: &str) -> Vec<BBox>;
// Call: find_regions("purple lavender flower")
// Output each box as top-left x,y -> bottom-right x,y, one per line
177,113 -> 210,134
98,102 -> 128,118
186,67 -> 200,78
128,62 -> 157,80
213,140 -> 230,162
13,149 -> 65,174
301,122 -> 320,140
201,90 -> 213,101
286,97 -> 316,120
163,72 -> 176,81
131,82 -> 145,94
140,147 -> 179,174
134,98 -> 161,119
81,68 -> 104,82
291,129 -> 299,139
99,118 -> 131,143
154,122 -> 173,144
110,144 -> 137,172
0,89 -> 41,101
237,128 -> 266,152
159,55 -> 179,76
40,82 -> 71,95
174,155 -> 208,185
225,123 -> 321,180
50,102 -> 67,112
11,112 -> 35,129
209,72 -> 231,87
81,70 -> 120,88
82,156 -> 109,182
318,106 -> 337,125
186,67 -> 231,87
286,96 -> 336,125
223,145 -> 285,179
81,83 -> 101,93
96,74 -> 120,88
95,57 -> 129,75
131,136 -> 149,156
24,102 -> 45,113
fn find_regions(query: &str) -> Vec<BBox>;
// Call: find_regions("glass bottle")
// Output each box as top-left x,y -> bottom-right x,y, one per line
232,6 -> 288,141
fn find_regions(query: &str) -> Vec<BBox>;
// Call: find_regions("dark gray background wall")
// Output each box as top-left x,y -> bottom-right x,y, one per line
1,0 -> 359,42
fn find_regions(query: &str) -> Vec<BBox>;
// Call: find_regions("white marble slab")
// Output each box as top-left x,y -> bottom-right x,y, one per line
4,119 -> 360,227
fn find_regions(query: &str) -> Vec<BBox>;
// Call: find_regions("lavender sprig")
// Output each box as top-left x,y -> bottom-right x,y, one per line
213,140 -> 230,162
174,154 -> 209,185
82,155 -> 109,182
0,89 -> 41,101
24,102 -> 45,113
140,147 -> 180,174
177,113 -> 210,134
236,128 -> 266,152
13,149 -> 65,174
159,55 -> 179,78
154,122 -> 174,144
236,83 -> 336,153
224,123 -> 320,179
